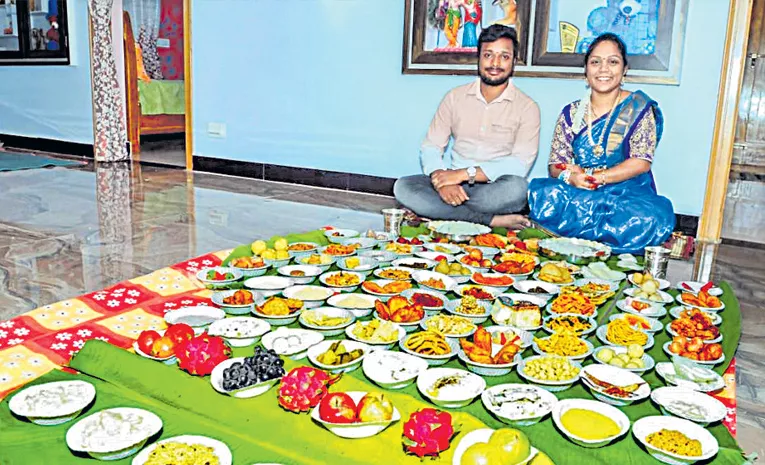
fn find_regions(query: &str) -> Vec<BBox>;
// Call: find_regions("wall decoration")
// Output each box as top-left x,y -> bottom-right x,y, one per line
403,0 -> 689,84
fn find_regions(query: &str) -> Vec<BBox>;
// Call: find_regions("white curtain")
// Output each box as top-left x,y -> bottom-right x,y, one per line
123,0 -> 160,39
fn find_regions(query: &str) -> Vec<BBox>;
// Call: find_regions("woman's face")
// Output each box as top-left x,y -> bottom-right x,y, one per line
585,40 -> 627,94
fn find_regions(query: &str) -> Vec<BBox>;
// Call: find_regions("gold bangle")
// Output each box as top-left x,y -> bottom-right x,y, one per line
601,172 -> 607,185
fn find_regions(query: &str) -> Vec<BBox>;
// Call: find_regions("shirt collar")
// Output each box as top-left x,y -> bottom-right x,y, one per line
468,77 -> 516,104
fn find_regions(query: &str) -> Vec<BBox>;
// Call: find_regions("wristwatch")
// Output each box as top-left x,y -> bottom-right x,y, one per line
466,166 -> 477,185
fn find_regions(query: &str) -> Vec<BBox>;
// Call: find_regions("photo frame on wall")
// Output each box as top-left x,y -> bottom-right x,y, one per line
402,0 -> 532,75
402,0 -> 689,85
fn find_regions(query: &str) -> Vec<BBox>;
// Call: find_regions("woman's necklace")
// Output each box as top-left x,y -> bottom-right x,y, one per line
587,90 -> 621,156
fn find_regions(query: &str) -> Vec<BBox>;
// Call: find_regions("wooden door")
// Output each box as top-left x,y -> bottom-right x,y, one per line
722,0 -> 765,243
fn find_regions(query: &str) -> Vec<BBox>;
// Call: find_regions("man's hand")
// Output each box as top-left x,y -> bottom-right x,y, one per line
438,185 -> 469,206
431,169 -> 467,190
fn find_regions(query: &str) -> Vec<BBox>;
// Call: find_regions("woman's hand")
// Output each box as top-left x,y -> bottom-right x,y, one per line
550,163 -> 584,178
569,172 -> 599,190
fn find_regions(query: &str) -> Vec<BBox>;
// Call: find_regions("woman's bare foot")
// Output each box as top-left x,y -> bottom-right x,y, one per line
490,214 -> 532,230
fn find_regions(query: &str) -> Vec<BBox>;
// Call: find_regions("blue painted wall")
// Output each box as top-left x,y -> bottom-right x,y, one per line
192,0 -> 729,216
0,0 -> 93,144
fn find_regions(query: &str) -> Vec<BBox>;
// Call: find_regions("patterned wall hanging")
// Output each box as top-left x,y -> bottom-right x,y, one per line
88,0 -> 129,162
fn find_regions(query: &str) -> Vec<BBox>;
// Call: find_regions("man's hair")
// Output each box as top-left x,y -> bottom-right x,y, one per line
477,24 -> 519,60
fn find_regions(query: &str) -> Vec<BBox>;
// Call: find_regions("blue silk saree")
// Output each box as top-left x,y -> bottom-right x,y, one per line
528,91 -> 675,254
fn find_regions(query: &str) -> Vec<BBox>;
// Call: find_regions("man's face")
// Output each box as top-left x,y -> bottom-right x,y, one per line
478,37 -> 515,86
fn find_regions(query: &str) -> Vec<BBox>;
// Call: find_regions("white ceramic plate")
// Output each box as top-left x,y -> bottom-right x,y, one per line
244,276 -> 294,294
615,298 -> 668,319
669,306 -> 722,325
591,345 -> 656,374
324,228 -> 360,243
400,288 -> 447,311
516,355 -> 581,391
373,266 -> 415,281
542,314 -> 598,336
452,428 -> 538,465
608,313 -> 663,333
164,306 -> 225,332
299,307 -> 356,336
345,320 -> 405,347
453,284 -> 501,301
676,281 -> 723,296
207,316 -> 270,346
580,364 -> 651,406
310,391 -> 400,439
9,380 -> 96,425
132,435 -> 232,465
632,416 -> 719,464
574,278 -> 620,293
360,279 -> 410,299
195,267 -> 242,286
662,342 -> 725,366
416,250 -> 455,263
650,386 -> 727,425
595,325 -> 654,350
480,383 -> 558,426
624,287 -> 675,304
628,274 -> 670,290
262,327 -> 324,358
423,242 -> 462,254
654,362 -> 726,393
318,270 -> 366,292
417,367 -> 486,409
307,339 -> 370,373
552,399 -> 630,448
412,270 -> 458,292
209,357 -> 281,399
66,408 -> 163,458
276,265 -> 323,285
532,336 -> 594,360
391,257 -> 436,271
362,350 -> 429,389
282,285 -> 335,305
675,293 -> 725,312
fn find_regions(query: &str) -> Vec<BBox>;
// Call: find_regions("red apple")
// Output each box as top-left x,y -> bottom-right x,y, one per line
137,330 -> 160,355
356,392 -> 394,422
165,324 -> 194,345
318,392 -> 357,424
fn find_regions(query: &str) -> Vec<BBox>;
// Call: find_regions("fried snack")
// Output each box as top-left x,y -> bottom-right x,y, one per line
404,331 -> 451,356
621,314 -> 653,331
288,243 -> 317,251
258,297 -> 302,315
377,268 -> 412,281
606,319 -> 648,346
302,310 -> 351,327
362,280 -> 411,294
384,243 -> 413,254
534,330 -> 588,357
560,286 -> 614,305
422,278 -> 446,290
454,296 -> 485,315
223,289 -> 254,305
325,272 -> 361,287
462,286 -> 494,300
546,315 -> 593,335
538,263 -> 572,284
351,319 -> 399,343
423,314 -> 476,336
473,233 -> 508,249
679,307 -> 716,325
324,244 -> 357,256
460,327 -> 520,365
670,313 -> 720,340
459,248 -> 493,268
230,256 -> 266,269
375,297 -> 424,323
472,273 -> 514,286
301,253 -> 333,265
492,252 -> 536,275
680,291 -> 722,308
668,336 -> 723,361
550,293 -> 596,316
411,292 -> 444,308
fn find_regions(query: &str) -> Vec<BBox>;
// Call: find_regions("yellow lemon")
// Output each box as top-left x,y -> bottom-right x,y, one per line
274,238 -> 288,251
261,249 -> 277,260
275,250 -> 290,260
251,240 -> 267,255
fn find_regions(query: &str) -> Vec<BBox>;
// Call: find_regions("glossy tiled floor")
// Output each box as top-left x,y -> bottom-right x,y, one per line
0,160 -> 761,456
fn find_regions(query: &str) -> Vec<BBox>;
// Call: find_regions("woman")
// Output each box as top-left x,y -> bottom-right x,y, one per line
528,33 -> 675,254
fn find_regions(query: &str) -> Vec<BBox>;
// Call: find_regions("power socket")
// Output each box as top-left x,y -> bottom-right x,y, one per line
207,122 -> 227,138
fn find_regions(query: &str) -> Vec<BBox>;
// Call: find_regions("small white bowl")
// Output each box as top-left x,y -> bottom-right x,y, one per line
229,260 -> 269,278
326,293 -> 377,318
628,274 -> 671,290
669,306 -> 722,325
66,408 -> 163,461
358,249 -> 398,265
244,275 -> 294,297
574,278 -> 620,293
165,306 -> 225,334
650,386 -> 727,426
282,285 -> 335,308
452,428 -> 538,465
632,415 -> 719,464
307,339 -> 370,374
277,264 -> 323,285
262,327 -> 324,360
609,313 -> 663,333
207,317 -> 271,347
133,329 -> 176,365
195,267 -> 243,288
424,242 -> 462,254
318,245 -> 357,259
453,284 -> 501,301
340,237 -> 378,251
310,391 -> 400,439
375,312 -> 424,333
336,256 -> 379,276
542,314 -> 598,336
373,266 -> 415,281
400,288 -> 447,316
252,304 -> 302,327
676,293 -> 726,312
497,293 -> 549,308
415,250 -> 456,263
616,298 -> 668,319
209,357 -> 281,398
676,281 -> 723,296
512,280 -> 559,299
532,271 -> 575,286
211,289 -> 259,315
483,325 -> 534,348
545,302 -> 598,320
362,350 -> 429,390
662,342 -> 725,366
532,336 -> 594,361
580,363 -> 651,406
654,362 -> 725,393
262,257 -> 291,268
286,242 -> 321,258
624,287 -> 675,305
399,334 -> 458,366
319,270 -> 366,292
596,325 -> 654,350
345,320 -> 405,349
444,298 -> 492,325
9,380 -> 96,426
457,350 -> 520,377
469,272 -> 514,292
665,322 -> 723,344
517,355 -> 581,392
412,270 -> 458,292
295,253 -> 336,272
325,228 -> 360,243
392,257 -> 436,271
481,383 -> 558,427
420,315 -> 477,339
592,345 -> 656,374
553,399 -> 630,448
299,307 -> 356,336
417,367 -> 486,409
131,435 -> 232,465
360,279 -> 408,301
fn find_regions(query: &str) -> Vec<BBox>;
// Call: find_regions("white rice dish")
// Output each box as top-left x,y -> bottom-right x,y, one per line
484,386 -> 555,420
366,352 -> 423,383
427,373 -> 483,401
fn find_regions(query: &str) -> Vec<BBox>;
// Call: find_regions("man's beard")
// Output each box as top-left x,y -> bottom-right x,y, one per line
479,67 -> 512,86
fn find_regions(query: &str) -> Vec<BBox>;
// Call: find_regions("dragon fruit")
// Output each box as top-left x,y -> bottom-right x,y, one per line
402,408 -> 456,458
277,366 -> 337,413
175,334 -> 231,376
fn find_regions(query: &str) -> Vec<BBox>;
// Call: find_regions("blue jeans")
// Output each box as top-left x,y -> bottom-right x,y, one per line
393,175 -> 528,225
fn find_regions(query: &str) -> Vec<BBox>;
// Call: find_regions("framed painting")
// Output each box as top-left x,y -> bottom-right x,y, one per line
530,0 -> 689,84
402,0 -> 532,75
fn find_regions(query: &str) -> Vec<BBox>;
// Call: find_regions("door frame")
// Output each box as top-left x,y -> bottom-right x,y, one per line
183,0 -> 192,170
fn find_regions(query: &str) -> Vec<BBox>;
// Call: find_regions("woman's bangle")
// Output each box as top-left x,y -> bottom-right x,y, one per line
558,169 -> 572,185
600,172 -> 607,185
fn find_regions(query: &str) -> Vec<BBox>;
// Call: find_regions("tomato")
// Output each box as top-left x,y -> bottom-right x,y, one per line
151,336 -> 176,358
318,392 -> 357,424
165,324 -> 194,345
136,330 -> 160,355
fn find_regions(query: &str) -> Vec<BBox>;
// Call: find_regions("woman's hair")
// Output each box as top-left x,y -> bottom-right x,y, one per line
478,24 -> 519,60
583,33 -> 629,68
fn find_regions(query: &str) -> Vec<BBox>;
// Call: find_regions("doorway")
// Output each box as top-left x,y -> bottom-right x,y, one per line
121,0 -> 189,168
723,0 -> 765,244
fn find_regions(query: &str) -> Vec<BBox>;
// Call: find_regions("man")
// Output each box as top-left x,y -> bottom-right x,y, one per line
394,24 -> 540,229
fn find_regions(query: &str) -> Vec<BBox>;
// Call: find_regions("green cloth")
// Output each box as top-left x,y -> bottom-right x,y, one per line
0,151 -> 80,172
138,80 -> 185,115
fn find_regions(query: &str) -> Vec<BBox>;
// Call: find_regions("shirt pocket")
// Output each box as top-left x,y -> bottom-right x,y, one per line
489,121 -> 518,148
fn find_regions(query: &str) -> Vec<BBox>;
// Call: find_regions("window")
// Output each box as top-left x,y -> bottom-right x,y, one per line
0,0 -> 69,65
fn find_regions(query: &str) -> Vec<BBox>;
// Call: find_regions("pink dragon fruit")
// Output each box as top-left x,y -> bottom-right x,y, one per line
175,334 -> 231,376
277,366 -> 337,413
402,408 -> 456,458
